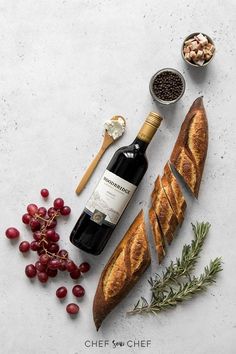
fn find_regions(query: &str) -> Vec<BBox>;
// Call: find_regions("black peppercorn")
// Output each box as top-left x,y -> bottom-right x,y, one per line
151,70 -> 184,102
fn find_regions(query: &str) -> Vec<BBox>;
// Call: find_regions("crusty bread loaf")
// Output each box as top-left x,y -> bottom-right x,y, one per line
170,97 -> 208,198
93,210 -> 151,330
150,97 -> 206,261
151,176 -> 178,245
149,207 -> 165,263
163,162 -> 186,224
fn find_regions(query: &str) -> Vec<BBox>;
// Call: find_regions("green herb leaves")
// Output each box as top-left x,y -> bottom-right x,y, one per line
128,222 -> 223,315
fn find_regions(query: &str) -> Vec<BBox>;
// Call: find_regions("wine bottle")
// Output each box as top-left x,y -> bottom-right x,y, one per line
70,112 -> 162,255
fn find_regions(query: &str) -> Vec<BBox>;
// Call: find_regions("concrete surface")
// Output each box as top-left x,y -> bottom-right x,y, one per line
0,1 -> 235,353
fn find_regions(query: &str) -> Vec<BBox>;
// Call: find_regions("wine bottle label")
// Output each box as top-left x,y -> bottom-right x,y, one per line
84,170 -> 137,227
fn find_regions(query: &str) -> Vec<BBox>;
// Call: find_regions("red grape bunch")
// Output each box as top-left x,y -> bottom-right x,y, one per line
5,188 -> 90,316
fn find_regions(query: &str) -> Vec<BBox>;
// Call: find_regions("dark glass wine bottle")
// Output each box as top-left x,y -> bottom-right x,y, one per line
70,112 -> 162,255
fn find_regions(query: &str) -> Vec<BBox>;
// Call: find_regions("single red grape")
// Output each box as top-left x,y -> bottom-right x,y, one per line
79,262 -> 90,273
70,268 -> 81,280
53,198 -> 64,210
30,219 -> 41,232
25,264 -> 37,278
48,207 -> 56,217
35,261 -> 47,272
46,230 -> 59,242
47,242 -> 60,254
27,204 -> 38,216
22,213 -> 31,225
56,286 -> 67,299
72,285 -> 85,298
58,260 -> 67,271
30,240 -> 40,251
60,206 -> 71,216
48,258 -> 60,269
46,229 -> 56,240
66,260 -> 77,272
33,231 -> 43,241
5,227 -> 20,239
66,303 -> 79,315
50,233 -> 59,242
39,253 -> 50,265
37,272 -> 48,283
38,207 -> 47,217
40,188 -> 49,198
19,241 -> 30,253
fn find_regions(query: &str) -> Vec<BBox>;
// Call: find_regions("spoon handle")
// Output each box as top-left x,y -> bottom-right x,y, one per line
75,146 -> 107,195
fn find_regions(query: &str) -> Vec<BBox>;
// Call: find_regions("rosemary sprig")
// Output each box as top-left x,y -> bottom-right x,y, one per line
150,221 -> 211,296
128,257 -> 222,315
128,222 -> 223,316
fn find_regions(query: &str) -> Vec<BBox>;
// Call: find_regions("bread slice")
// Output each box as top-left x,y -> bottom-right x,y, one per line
151,176 -> 178,245
93,210 -> 151,331
163,162 -> 186,224
149,207 -> 165,263
161,174 -> 183,225
170,97 -> 208,198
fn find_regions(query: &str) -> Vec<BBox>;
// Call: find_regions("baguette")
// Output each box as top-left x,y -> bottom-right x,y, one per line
152,176 -> 178,245
149,207 -> 165,263
170,97 -> 208,198
93,210 -> 151,330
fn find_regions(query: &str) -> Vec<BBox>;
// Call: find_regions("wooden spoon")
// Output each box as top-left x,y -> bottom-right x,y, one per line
75,115 -> 126,195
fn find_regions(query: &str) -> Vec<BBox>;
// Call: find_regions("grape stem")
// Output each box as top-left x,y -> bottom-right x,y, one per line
34,211 -> 69,261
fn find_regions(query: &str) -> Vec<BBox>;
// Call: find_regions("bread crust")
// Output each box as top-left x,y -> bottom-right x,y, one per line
93,210 -> 151,330
151,176 -> 178,245
170,97 -> 208,197
149,207 -> 165,263
163,162 -> 187,223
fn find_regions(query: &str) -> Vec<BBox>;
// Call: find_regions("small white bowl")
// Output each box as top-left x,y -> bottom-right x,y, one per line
149,68 -> 186,105
181,32 -> 216,68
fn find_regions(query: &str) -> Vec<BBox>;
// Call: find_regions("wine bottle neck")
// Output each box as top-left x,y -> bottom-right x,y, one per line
135,112 -> 162,150
132,137 -> 149,152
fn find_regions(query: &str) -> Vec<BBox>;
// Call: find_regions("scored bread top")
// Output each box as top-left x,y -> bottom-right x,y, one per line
161,173 -> 184,225
152,176 -> 178,245
149,207 -> 165,263
103,249 -> 127,300
164,162 -> 187,216
170,96 -> 208,197
93,210 -> 151,331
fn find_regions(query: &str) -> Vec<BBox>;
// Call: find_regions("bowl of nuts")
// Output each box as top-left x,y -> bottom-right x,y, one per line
182,32 -> 215,67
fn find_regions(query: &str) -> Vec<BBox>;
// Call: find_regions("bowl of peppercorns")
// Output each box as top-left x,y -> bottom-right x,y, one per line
149,68 -> 186,105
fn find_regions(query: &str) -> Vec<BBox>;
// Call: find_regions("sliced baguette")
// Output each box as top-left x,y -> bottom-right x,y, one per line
152,176 -> 178,245
93,210 -> 151,331
170,96 -> 208,198
161,174 -> 184,225
149,207 -> 165,263
163,162 -> 187,223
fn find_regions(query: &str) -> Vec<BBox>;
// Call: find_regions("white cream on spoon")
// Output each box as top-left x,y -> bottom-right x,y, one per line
104,116 -> 126,140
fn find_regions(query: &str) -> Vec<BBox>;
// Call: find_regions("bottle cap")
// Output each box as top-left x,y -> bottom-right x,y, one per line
146,112 -> 163,128
137,112 -> 162,143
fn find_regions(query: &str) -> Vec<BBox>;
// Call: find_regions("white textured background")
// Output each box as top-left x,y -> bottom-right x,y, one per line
0,1 -> 235,353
